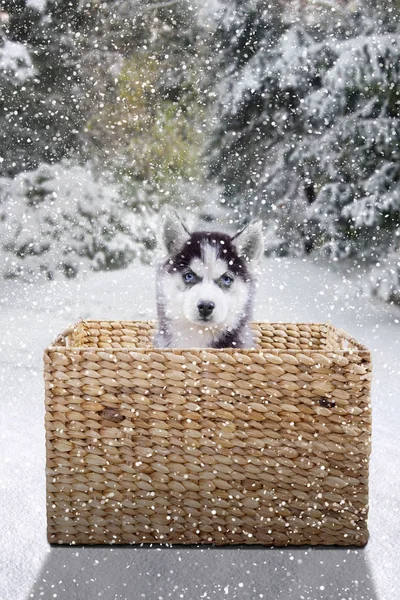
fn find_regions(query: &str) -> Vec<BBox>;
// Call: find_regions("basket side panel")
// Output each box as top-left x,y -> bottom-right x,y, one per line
44,345 -> 372,546
67,321 -> 87,347
327,324 -> 369,354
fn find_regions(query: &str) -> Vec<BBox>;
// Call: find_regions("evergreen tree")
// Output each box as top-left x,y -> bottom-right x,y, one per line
0,0 -> 95,176
208,0 -> 287,211
0,0 -> 159,177
299,14 -> 400,263
208,0 -> 400,303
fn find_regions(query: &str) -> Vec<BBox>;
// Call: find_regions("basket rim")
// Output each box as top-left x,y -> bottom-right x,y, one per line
45,319 -> 371,358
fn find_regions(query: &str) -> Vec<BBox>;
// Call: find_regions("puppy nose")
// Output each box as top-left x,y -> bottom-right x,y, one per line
198,300 -> 215,318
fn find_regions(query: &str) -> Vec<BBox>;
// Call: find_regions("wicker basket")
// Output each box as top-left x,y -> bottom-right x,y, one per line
44,319 -> 372,546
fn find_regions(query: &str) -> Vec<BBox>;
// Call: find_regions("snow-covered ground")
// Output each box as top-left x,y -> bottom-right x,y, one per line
1,256 -> 399,600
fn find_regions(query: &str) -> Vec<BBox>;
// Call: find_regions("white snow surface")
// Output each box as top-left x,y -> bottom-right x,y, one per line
1,255 -> 399,600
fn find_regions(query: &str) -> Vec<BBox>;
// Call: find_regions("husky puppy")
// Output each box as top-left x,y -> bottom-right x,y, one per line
153,209 -> 264,349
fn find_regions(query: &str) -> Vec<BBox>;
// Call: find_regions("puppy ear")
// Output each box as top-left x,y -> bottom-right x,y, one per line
157,206 -> 191,257
231,220 -> 264,267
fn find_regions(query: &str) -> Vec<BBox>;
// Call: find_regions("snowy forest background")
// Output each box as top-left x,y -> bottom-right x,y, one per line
1,0 -> 400,306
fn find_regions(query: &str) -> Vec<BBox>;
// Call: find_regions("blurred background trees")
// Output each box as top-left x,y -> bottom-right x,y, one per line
0,0 -> 212,279
1,0 -> 400,304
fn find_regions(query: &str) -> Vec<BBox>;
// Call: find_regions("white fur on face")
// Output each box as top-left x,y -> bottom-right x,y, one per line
160,241 -> 251,347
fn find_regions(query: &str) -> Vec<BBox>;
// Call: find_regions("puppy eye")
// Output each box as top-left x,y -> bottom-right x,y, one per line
221,274 -> 233,286
184,272 -> 195,283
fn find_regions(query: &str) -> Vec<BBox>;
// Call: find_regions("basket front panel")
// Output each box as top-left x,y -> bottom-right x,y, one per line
44,341 -> 371,546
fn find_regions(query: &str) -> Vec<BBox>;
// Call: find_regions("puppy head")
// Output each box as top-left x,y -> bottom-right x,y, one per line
157,209 -> 264,329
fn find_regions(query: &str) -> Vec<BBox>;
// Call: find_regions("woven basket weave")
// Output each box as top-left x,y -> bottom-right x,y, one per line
44,319 -> 372,546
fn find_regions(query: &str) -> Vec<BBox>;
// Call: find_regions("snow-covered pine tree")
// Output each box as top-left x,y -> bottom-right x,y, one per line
298,2 -> 400,263
207,0 -> 360,227
207,0 -> 287,218
251,0 -> 375,255
0,0 -> 149,177
298,2 -> 400,301
209,0 -> 400,303
0,0 -> 94,176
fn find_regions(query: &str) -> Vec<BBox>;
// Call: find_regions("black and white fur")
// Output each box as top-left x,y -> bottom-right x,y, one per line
153,208 -> 264,349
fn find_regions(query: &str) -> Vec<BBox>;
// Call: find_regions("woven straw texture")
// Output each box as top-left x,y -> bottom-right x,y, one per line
44,320 -> 372,546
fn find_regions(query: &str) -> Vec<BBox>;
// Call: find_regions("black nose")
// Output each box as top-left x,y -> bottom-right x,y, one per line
198,300 -> 215,318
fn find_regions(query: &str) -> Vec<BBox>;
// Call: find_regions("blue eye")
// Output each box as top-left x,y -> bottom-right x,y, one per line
221,274 -> 233,286
184,272 -> 195,283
